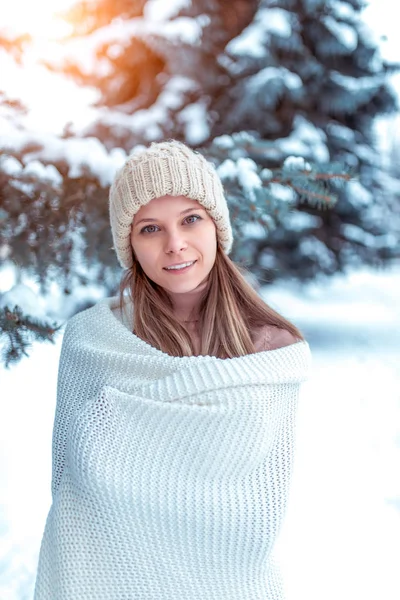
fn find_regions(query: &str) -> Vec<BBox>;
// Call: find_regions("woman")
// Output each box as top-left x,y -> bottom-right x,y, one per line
34,140 -> 312,599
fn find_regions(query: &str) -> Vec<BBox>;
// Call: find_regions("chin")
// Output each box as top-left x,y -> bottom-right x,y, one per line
165,281 -> 201,294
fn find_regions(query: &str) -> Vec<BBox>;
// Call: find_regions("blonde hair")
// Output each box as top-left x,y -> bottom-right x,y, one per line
119,243 -> 305,359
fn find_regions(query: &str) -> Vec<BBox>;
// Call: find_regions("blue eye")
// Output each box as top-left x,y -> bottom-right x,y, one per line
140,214 -> 202,234
185,214 -> 202,224
141,224 -> 157,234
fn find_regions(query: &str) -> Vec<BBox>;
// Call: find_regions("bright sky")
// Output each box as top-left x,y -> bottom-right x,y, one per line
0,0 -> 77,39
362,0 -> 399,64
362,0 -> 400,158
0,0 -> 397,51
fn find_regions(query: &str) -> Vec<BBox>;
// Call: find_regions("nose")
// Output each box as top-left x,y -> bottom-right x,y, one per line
164,229 -> 188,254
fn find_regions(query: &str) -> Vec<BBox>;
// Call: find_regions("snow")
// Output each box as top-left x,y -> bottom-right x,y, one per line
341,223 -> 377,246
283,156 -> 312,171
178,101 -> 209,145
298,236 -> 337,270
227,7 -> 293,58
0,6 -> 205,159
330,0 -> 357,21
236,157 -> 262,199
330,70 -> 383,92
0,45 -> 122,187
9,180 -> 34,197
261,168 -> 274,181
346,180 -> 373,209
250,66 -> 302,92
276,116 -> 330,163
0,264 -> 107,323
1,263 -> 400,599
243,67 -> 303,112
268,182 -> 295,203
151,16 -> 205,45
0,49 -> 99,135
353,143 -> 376,163
362,0 -> 400,64
23,161 -> 63,186
45,14 -> 204,77
323,15 -> 358,51
158,76 -> 197,110
0,156 -> 22,176
241,221 -> 266,240
102,76 -> 198,142
144,0 -> 191,22
327,122 -> 355,143
216,157 -> 263,201
0,284 -> 47,319
227,22 -> 267,59
284,210 -> 322,232
0,119 -> 127,186
342,224 -> 398,251
213,135 -> 235,150
217,158 -> 237,180
259,7 -> 292,38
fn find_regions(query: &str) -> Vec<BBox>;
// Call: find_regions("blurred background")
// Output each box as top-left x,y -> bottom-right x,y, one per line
0,1 -> 399,598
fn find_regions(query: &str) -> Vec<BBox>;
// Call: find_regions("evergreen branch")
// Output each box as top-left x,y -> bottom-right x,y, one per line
0,305 -> 62,368
286,184 -> 333,202
267,170 -> 352,192
300,172 -> 352,182
269,171 -> 352,188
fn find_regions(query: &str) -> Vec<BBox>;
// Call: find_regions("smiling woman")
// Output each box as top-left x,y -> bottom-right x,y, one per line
129,194 -> 217,314
33,139 -> 311,600
2,0 -> 75,39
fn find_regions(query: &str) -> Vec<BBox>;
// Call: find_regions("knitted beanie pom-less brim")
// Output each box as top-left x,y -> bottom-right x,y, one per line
109,140 -> 233,269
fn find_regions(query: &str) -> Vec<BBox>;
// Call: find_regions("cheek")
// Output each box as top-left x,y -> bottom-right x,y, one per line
207,225 -> 218,252
201,219 -> 217,241
201,230 -> 217,266
131,240 -> 163,276
130,237 -> 147,267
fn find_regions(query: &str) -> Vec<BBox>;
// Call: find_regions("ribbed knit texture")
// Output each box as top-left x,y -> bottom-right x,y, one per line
109,141 -> 233,269
34,296 -> 312,600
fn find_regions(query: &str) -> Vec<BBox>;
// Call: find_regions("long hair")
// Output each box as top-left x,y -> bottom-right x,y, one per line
119,243 -> 305,359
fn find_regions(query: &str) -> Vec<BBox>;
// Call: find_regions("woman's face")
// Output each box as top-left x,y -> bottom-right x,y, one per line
130,195 -> 217,294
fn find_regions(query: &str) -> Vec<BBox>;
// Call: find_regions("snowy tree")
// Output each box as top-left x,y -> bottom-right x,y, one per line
0,0 -> 398,365
45,0 -> 399,277
0,293 -> 60,369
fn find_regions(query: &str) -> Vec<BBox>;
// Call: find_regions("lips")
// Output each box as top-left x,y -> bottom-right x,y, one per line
163,260 -> 197,270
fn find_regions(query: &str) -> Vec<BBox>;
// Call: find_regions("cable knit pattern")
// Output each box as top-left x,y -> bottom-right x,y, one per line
34,296 -> 312,600
109,141 -> 233,269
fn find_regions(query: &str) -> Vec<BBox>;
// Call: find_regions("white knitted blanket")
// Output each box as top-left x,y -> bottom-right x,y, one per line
34,296 -> 312,599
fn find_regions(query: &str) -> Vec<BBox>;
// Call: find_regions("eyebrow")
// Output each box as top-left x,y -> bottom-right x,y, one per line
134,206 -> 206,227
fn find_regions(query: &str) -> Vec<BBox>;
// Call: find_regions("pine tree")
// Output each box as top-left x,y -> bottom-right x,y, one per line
0,0 -> 398,365
0,303 -> 60,368
52,0 -> 399,280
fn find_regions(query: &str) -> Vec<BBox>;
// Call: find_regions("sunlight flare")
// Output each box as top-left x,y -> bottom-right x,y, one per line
1,0 -> 77,40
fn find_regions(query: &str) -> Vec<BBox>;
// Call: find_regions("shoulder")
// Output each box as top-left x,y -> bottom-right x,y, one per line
268,327 -> 300,351
253,324 -> 300,352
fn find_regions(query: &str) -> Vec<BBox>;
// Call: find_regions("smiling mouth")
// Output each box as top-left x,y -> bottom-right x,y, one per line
163,260 -> 197,272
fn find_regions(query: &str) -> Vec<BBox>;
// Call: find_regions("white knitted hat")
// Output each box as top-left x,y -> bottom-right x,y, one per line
109,140 -> 233,269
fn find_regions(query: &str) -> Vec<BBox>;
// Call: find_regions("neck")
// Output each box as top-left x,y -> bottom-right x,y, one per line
167,276 -> 209,323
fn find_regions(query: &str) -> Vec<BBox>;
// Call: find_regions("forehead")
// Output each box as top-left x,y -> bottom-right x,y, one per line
134,195 -> 202,217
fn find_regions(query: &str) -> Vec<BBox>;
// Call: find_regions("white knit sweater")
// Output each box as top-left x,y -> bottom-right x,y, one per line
34,296 -> 312,599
